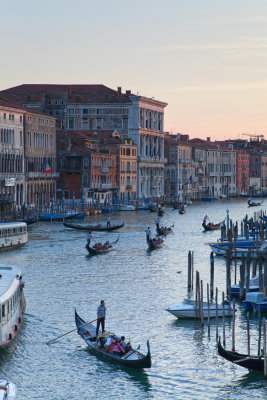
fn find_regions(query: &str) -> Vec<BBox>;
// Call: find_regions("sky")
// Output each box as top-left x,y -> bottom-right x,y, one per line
1,0 -> 267,140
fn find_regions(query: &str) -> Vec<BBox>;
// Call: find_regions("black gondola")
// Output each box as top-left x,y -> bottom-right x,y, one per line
149,205 -> 157,212
179,208 -> 186,215
202,221 -> 221,231
158,208 -> 165,217
148,237 -> 164,249
86,237 -> 119,255
156,224 -> 174,235
63,221 -> 124,231
75,310 -> 151,369
248,200 -> 263,207
218,338 -> 264,371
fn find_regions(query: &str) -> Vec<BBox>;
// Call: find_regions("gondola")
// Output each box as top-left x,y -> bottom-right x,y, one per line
156,224 -> 174,235
179,208 -> 186,215
148,237 -> 164,249
218,337 -> 264,371
149,205 -> 157,213
202,221 -> 221,231
158,208 -> 165,217
63,221 -> 124,231
85,237 -> 119,255
248,200 -> 263,207
75,310 -> 151,369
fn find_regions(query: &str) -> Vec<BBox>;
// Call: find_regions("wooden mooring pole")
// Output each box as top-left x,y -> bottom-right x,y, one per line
210,251 -> 214,299
232,299 -> 235,351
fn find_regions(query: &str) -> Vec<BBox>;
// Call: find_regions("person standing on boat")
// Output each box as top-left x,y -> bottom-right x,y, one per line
96,300 -> 106,337
155,218 -> 160,229
145,227 -> 151,242
203,215 -> 208,224
107,217 -> 111,228
19,276 -> 24,292
87,231 -> 92,245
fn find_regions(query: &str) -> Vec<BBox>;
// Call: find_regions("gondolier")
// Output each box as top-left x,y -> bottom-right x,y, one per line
145,227 -> 151,243
87,231 -> 92,245
155,218 -> 160,229
96,300 -> 106,337
107,217 -> 111,228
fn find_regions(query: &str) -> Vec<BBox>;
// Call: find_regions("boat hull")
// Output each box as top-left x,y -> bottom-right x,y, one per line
218,339 -> 264,371
75,310 -> 151,369
166,304 -> 233,319
64,221 -> 124,231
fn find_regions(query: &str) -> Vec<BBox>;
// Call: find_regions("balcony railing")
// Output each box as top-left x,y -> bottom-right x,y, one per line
101,167 -> 109,173
126,185 -> 132,190
25,172 -> 59,179
101,183 -> 112,189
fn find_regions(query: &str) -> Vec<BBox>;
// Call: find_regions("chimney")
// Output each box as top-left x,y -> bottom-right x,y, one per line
117,86 -> 122,95
68,88 -> 72,98
207,137 -> 211,142
126,90 -> 131,95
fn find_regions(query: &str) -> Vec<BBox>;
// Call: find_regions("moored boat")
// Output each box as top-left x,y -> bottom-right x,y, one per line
0,377 -> 17,399
75,310 -> 151,368
0,222 -> 28,251
231,274 -> 259,296
248,200 -> 263,207
218,338 -> 264,371
119,205 -> 136,211
39,212 -> 81,221
86,237 -> 119,255
166,298 -> 234,319
63,221 -> 124,232
0,265 -> 26,347
242,292 -> 267,311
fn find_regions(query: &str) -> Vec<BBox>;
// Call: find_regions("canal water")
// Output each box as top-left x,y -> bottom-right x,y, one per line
1,199 -> 267,399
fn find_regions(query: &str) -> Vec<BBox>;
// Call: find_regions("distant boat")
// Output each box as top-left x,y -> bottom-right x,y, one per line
248,200 -> 263,207
39,212 -> 81,221
119,205 -> 136,211
0,222 -> 28,251
166,299 -> 234,319
242,292 -> 267,311
85,237 -> 119,255
201,197 -> 216,201
64,221 -> 124,232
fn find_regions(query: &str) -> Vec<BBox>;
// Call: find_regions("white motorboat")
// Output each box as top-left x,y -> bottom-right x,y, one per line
0,265 -> 26,346
166,299 -> 234,319
0,377 -> 17,399
210,244 -> 262,258
0,222 -> 28,251
119,205 -> 136,211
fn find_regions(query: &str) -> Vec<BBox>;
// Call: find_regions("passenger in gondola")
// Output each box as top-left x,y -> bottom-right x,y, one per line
19,276 -> 25,292
107,217 -> 111,228
112,338 -> 125,357
119,336 -> 127,351
145,227 -> 151,242
104,241 -> 110,249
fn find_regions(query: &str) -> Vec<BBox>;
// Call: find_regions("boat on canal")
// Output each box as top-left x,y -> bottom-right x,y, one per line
230,274 -> 259,295
148,237 -> 164,249
242,292 -> 267,311
75,310 -> 151,369
0,222 -> 28,251
218,337 -> 264,371
209,243 -> 266,257
166,299 -> 234,319
0,377 -> 17,399
85,237 -> 119,255
0,265 -> 26,347
39,212 -> 82,221
202,221 -> 222,231
156,224 -> 174,236
248,199 -> 263,207
63,221 -> 124,232
119,205 -> 136,211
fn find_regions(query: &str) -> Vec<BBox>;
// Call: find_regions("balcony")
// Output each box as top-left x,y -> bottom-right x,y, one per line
138,155 -> 167,164
101,167 -> 109,173
101,183 -> 112,189
25,172 -> 59,179
126,185 -> 132,190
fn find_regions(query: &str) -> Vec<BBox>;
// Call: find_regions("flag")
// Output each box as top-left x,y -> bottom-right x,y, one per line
44,157 -> 52,174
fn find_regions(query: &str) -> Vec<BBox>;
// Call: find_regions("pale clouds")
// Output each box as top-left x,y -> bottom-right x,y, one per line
170,82 -> 267,92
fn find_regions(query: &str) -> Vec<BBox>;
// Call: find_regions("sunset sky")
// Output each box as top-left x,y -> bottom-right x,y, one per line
1,0 -> 267,140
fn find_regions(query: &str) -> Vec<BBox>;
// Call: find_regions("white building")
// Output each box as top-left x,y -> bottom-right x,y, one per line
0,97 -> 25,213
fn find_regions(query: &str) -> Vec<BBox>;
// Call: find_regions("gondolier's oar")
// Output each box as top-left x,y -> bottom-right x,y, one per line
46,318 -> 97,345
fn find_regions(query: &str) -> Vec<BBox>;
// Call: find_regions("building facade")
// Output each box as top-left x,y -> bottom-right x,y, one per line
24,110 -> 57,207
0,97 -> 24,214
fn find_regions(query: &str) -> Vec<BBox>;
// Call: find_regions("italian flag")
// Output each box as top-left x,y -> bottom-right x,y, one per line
44,157 -> 52,174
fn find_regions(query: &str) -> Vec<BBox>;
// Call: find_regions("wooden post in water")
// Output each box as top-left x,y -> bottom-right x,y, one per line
239,256 -> 245,300
259,258 -> 263,292
200,280 -> 204,326
258,307 -> 262,356
191,251 -> 194,291
207,283 -> 210,336
232,299 -> 235,351
216,287 -> 219,340
264,259 -> 267,296
188,250 -> 192,290
241,220 -> 244,238
246,251 -> 251,295
264,318 -> 267,379
195,270 -> 199,320
252,256 -> 257,278
210,251 -> 214,299
222,291 -> 226,347
226,250 -> 231,297
247,312 -> 250,356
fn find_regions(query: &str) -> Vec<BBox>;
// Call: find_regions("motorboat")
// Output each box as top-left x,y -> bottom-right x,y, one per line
242,292 -> 267,311
119,205 -> 136,211
166,298 -> 234,319
0,222 -> 28,251
230,275 -> 259,296
0,377 -> 17,399
0,265 -> 26,347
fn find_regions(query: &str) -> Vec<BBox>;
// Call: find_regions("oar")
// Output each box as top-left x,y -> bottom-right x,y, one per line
46,318 -> 97,345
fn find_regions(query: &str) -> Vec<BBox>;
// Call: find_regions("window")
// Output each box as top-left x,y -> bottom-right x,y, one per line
83,108 -> 88,115
68,119 -> 74,129
69,108 -> 74,115
96,108 -> 102,114
20,115 -> 22,122
50,120 -> 55,127
126,148 -> 130,156
123,119 -> 128,129
3,113 -> 6,120
20,131 -> 23,146
27,131 -> 31,146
